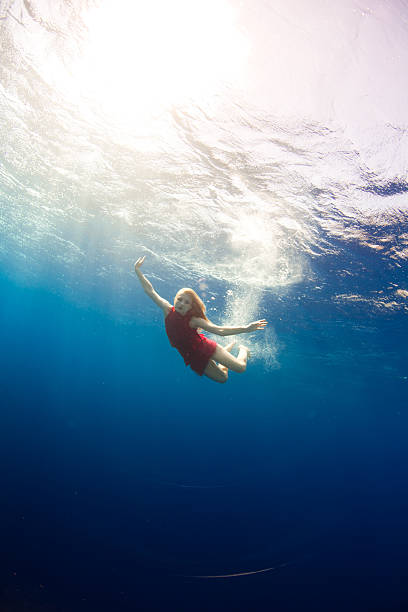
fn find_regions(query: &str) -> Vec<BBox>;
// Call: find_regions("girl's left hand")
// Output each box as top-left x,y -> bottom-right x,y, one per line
247,319 -> 268,332
134,256 -> 146,271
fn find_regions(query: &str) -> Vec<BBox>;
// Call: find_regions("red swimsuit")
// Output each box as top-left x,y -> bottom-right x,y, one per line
165,307 -> 217,376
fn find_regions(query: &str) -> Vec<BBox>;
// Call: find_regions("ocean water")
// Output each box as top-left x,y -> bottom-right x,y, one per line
1,0 -> 408,610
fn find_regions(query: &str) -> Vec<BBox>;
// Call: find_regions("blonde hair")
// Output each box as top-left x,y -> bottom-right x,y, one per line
174,288 -> 208,320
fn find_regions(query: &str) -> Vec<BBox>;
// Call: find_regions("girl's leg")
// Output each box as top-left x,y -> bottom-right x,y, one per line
203,359 -> 228,383
203,342 -> 235,383
212,343 -> 249,374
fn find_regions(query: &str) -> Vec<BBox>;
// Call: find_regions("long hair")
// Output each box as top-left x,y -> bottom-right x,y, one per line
174,288 -> 208,320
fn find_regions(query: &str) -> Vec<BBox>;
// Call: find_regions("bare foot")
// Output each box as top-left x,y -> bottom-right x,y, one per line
239,344 -> 251,360
224,341 -> 236,353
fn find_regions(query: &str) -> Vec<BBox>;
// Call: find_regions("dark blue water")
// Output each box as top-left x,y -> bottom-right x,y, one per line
1,244 -> 407,612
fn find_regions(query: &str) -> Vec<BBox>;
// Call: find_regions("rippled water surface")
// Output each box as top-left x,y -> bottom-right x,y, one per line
1,1 -> 408,611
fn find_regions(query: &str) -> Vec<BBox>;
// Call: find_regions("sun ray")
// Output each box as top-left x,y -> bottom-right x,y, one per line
71,0 -> 249,125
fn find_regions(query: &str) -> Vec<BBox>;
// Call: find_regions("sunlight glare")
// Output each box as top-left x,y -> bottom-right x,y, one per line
77,0 -> 249,124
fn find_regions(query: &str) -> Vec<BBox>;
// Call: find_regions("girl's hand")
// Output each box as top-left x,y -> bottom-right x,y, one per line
134,256 -> 146,272
246,319 -> 268,332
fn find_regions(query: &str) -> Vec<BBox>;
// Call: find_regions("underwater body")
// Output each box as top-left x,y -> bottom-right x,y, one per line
1,0 -> 408,610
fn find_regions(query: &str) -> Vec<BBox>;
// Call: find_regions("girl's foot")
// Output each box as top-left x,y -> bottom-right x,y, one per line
238,345 -> 250,360
224,341 -> 236,353
219,364 -> 228,377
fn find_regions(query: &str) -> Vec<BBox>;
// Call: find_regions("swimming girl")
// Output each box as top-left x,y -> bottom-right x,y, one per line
134,256 -> 267,383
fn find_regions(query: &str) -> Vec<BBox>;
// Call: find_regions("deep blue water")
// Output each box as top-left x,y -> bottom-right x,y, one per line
1,257 -> 407,611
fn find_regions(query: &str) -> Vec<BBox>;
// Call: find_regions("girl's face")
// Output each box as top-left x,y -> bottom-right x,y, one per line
175,291 -> 193,316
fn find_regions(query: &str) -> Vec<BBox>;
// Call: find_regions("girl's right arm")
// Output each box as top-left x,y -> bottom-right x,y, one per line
134,256 -> 172,315
190,317 -> 267,336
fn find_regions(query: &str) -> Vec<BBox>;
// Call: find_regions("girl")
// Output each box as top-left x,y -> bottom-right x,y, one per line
134,256 -> 267,383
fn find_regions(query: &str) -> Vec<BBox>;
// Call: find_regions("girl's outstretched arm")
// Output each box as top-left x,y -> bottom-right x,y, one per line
190,317 -> 267,336
134,256 -> 172,315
